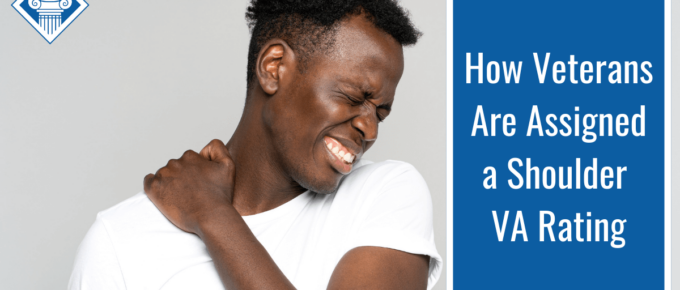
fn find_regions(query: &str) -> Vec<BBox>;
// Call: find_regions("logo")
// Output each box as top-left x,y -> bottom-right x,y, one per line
12,0 -> 89,44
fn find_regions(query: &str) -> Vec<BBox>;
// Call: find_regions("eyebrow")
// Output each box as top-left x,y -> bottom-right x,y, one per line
339,81 -> 390,110
342,82 -> 372,94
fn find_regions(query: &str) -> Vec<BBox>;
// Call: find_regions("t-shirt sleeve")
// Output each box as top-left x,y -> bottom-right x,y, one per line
344,162 -> 442,289
68,214 -> 127,290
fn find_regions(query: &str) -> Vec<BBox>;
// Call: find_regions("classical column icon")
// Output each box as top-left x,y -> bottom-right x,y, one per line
12,0 -> 88,43
28,0 -> 72,35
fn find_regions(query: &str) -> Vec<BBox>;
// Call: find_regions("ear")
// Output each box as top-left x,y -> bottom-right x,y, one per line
256,39 -> 297,95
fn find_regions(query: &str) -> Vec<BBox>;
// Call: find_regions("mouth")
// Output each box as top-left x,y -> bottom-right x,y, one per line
324,136 -> 357,174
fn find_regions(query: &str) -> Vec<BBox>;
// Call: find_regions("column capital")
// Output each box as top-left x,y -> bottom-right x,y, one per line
29,0 -> 72,11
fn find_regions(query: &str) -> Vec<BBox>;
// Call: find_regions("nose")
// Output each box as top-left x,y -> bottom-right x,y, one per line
351,107 -> 378,142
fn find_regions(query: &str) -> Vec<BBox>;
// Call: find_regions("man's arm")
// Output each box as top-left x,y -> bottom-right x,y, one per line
328,247 -> 429,290
143,140 -> 430,290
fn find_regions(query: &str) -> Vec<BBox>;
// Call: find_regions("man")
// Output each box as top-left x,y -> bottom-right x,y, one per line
69,1 -> 441,289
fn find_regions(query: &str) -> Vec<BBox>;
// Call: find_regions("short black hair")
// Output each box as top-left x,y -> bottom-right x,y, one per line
245,0 -> 421,88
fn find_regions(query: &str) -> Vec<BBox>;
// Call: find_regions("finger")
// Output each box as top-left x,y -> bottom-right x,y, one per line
180,149 -> 199,161
201,139 -> 231,162
154,165 -> 166,177
143,173 -> 155,194
198,139 -> 223,161
166,158 -> 180,169
199,142 -> 213,160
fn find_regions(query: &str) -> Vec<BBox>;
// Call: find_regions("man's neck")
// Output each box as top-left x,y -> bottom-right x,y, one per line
224,98 -> 307,216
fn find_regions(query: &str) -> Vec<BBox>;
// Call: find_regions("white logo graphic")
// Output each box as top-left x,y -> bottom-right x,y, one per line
12,0 -> 89,44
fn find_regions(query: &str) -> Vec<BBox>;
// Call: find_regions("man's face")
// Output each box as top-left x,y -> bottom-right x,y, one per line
265,15 -> 405,194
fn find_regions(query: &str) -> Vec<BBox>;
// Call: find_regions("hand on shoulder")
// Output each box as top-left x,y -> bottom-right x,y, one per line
143,139 -> 236,234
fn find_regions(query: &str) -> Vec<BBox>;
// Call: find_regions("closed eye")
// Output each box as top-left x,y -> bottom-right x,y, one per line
334,90 -> 363,105
348,95 -> 363,105
376,105 -> 390,122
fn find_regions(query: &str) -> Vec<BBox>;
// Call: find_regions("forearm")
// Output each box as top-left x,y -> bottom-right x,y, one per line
197,205 -> 296,290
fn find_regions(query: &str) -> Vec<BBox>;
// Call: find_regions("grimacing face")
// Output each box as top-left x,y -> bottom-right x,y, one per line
263,15 -> 405,194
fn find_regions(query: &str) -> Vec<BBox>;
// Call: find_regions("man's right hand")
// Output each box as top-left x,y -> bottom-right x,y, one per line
143,139 -> 236,235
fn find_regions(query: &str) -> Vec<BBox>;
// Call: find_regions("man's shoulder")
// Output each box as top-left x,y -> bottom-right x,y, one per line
96,192 -> 169,230
350,159 -> 420,178
345,159 -> 426,191
333,160 -> 441,289
337,159 -> 431,205
93,191 -> 199,249
74,192 -> 209,288
98,191 -> 152,218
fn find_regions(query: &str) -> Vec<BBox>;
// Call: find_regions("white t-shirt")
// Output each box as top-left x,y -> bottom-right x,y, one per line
68,160 -> 442,290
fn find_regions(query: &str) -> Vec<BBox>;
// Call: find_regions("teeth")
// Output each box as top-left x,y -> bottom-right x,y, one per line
326,137 -> 356,164
343,153 -> 354,163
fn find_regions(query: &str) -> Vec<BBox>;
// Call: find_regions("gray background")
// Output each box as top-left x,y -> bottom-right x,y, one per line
0,0 -> 447,289
1,1 -> 679,290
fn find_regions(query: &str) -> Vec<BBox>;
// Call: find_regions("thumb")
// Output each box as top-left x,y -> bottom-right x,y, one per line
199,139 -> 232,163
